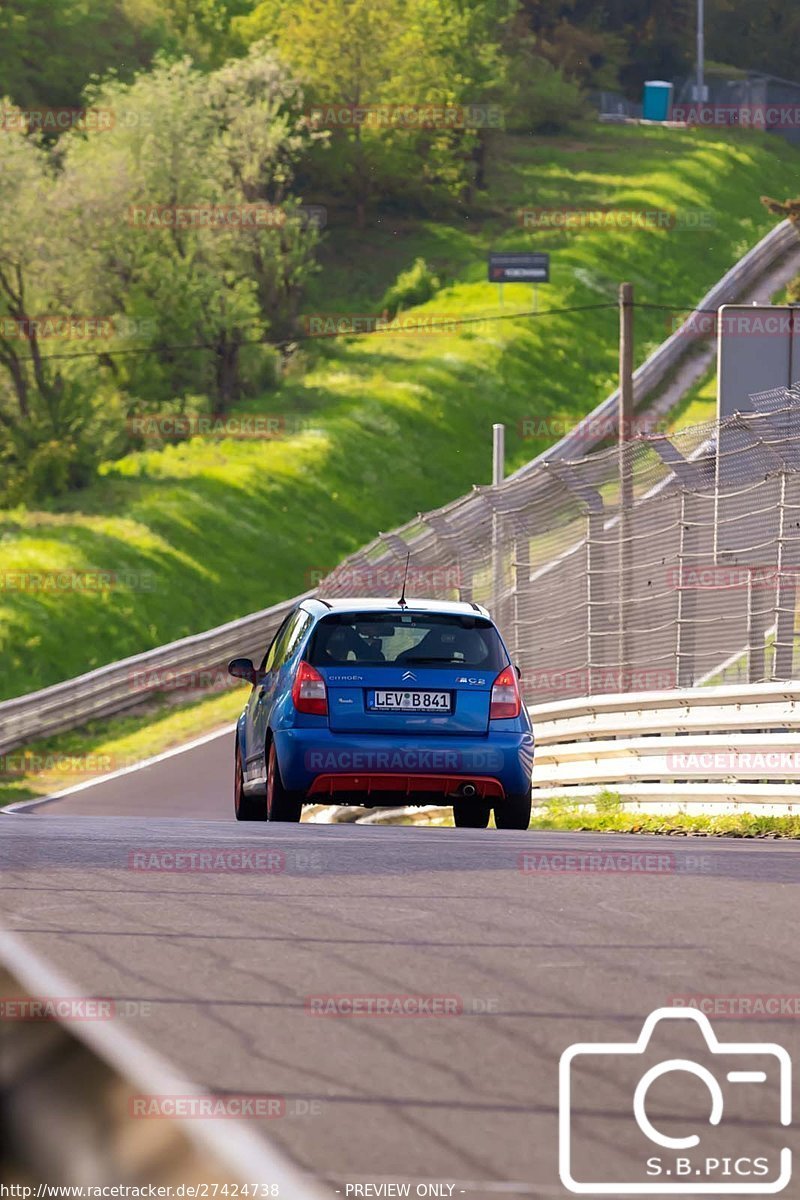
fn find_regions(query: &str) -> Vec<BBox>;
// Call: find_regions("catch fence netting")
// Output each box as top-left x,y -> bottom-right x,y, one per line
320,386 -> 800,704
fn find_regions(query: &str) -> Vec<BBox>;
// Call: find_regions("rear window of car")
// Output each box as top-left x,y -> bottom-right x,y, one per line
307,611 -> 507,670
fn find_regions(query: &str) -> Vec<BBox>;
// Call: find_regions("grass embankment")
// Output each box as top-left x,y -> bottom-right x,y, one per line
665,370 -> 717,431
527,796 -> 800,837
408,793 -> 800,836
0,687 -> 245,807
2,123 -> 799,706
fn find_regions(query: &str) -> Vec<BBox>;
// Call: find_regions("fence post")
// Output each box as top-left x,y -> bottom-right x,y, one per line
774,470 -> 797,679
512,530 -> 531,670
747,569 -> 768,683
617,282 -> 635,690
675,489 -> 699,687
548,464 -> 609,697
586,502 -> 608,694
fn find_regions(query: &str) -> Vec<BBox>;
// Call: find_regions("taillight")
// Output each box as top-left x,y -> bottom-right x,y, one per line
490,665 -> 520,720
292,661 -> 328,715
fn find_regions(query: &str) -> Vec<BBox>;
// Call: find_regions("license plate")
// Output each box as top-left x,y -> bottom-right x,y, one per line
369,690 -> 452,712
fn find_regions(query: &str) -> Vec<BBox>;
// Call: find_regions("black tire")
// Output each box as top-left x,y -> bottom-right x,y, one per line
494,793 -> 532,830
266,741 -> 303,822
452,800 -> 491,828
234,741 -> 266,822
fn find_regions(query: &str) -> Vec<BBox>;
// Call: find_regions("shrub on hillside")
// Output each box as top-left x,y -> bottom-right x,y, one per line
0,379 -> 126,504
506,53 -> 588,134
381,259 -> 441,319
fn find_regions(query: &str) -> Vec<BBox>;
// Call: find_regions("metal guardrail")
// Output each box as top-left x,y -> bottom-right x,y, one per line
0,932 -> 326,1194
340,685 -> 800,822
530,681 -> 800,806
0,220 -> 796,756
0,594 -> 313,756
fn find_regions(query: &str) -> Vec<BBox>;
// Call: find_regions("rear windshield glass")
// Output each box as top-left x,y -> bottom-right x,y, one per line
307,612 -> 507,669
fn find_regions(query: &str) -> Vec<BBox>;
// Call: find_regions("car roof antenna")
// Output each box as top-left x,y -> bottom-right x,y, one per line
397,551 -> 411,609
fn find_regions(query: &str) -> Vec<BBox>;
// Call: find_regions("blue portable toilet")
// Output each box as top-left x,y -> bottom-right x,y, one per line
642,81 -> 674,121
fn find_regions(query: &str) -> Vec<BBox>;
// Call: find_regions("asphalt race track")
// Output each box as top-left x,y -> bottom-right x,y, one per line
11,727 -> 235,818
2,737 -> 800,1197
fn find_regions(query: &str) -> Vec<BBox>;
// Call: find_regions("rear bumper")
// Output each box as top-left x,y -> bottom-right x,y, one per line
274,728 -> 534,798
307,773 -> 505,802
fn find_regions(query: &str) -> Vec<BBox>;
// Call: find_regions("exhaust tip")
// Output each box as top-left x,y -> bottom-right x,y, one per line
460,782 -> 478,798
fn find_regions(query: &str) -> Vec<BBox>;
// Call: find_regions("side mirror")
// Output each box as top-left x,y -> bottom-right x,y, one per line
228,657 -> 257,684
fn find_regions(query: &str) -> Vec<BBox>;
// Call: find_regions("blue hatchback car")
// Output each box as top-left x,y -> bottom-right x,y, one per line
228,598 -> 534,829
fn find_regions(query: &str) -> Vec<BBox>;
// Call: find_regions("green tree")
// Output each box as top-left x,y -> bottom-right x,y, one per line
234,0 -> 515,221
706,0 -> 800,83
130,0 -> 259,68
59,47 -> 319,410
0,108 -> 53,424
0,46 -> 321,498
0,105 -> 120,501
0,0 -> 161,110
516,0 -> 693,96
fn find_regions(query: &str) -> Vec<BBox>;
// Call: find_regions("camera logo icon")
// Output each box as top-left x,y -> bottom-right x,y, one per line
559,1007 -> 791,1194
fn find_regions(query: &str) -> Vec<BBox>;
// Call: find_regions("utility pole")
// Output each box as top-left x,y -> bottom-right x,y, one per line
696,0 -> 705,104
619,283 -> 634,450
618,283 -> 634,690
